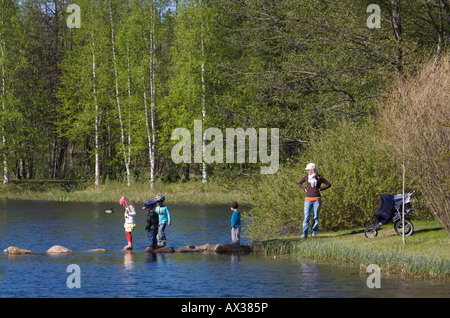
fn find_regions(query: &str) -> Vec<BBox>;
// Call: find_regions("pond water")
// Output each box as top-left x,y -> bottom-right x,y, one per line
0,200 -> 449,298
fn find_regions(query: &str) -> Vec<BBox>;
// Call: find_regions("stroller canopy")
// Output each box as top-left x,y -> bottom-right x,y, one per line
375,194 -> 395,224
375,191 -> 414,224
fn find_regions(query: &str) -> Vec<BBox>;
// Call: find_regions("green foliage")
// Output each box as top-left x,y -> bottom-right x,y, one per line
379,53 -> 450,235
159,0 -> 232,157
306,121 -> 406,230
0,0 -> 449,191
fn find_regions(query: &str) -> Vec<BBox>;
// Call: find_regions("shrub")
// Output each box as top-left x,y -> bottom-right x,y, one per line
379,52 -> 450,235
245,120 -> 409,240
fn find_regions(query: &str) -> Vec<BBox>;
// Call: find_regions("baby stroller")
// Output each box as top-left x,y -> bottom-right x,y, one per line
364,188 -> 416,238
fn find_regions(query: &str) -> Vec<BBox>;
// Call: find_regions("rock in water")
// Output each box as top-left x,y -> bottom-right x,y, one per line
46,245 -> 72,254
87,248 -> 107,252
213,244 -> 252,254
144,246 -> 175,253
176,244 -> 214,253
3,246 -> 34,254
176,243 -> 252,254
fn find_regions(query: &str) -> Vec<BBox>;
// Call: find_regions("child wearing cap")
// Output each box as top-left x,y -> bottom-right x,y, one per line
143,200 -> 159,250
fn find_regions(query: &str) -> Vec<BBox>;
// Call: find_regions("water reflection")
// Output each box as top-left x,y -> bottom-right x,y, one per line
145,252 -> 157,263
123,251 -> 134,270
0,200 -> 449,298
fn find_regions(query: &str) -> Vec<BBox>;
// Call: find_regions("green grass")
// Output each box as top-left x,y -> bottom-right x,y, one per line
261,219 -> 450,280
0,179 -> 248,204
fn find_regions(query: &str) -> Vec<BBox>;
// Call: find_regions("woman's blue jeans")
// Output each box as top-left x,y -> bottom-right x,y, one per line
302,199 -> 322,236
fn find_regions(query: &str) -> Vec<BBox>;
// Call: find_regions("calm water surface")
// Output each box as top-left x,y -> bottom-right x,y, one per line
0,200 -> 448,298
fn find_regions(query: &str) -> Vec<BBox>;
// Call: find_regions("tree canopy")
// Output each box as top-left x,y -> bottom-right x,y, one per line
0,0 -> 448,184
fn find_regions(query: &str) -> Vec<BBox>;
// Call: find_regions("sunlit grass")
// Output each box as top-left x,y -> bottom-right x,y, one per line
262,220 -> 450,280
0,179 -> 248,204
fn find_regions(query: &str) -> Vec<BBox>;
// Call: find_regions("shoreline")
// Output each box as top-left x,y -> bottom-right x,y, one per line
0,179 -> 248,204
1,180 -> 448,281
259,220 -> 450,281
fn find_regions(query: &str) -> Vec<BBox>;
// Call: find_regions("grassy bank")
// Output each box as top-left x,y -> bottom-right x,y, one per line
0,179 -> 248,204
261,219 -> 450,281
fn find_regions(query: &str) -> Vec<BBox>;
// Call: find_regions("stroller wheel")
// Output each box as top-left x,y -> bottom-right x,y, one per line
364,226 -> 378,238
395,219 -> 414,236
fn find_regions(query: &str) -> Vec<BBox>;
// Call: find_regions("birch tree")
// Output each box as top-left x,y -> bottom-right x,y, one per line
108,0 -> 131,186
200,15 -> 207,183
147,0 -> 157,189
90,1 -> 100,186
162,0 -> 228,181
0,8 -> 8,184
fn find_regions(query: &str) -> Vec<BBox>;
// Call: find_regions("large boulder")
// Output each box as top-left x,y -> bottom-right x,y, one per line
3,246 -> 34,254
46,245 -> 72,254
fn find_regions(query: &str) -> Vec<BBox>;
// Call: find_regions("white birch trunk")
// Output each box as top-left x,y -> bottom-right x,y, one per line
147,1 -> 156,189
126,43 -> 132,185
91,24 -> 100,186
109,0 -> 131,186
142,78 -> 152,186
0,28 -> 8,184
201,28 -> 207,183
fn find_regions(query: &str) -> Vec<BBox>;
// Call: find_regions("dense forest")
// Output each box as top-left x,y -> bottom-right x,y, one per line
0,1 -> 449,235
0,0 -> 446,183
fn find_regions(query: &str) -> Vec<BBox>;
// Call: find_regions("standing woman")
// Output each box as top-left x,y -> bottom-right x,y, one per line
297,163 -> 331,238
120,196 -> 136,250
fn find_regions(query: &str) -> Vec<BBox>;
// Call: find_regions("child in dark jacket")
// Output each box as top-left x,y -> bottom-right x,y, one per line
143,200 -> 159,249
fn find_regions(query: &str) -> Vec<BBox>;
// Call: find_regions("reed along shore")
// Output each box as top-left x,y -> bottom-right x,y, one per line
260,220 -> 449,281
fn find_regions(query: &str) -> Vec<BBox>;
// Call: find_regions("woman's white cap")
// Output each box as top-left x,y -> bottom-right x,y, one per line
305,163 -> 316,171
